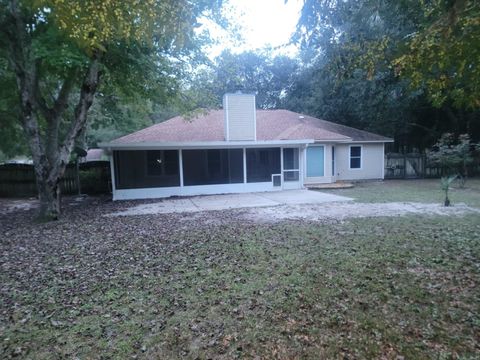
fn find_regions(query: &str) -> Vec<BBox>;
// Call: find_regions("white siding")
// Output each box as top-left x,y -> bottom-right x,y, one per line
335,143 -> 384,181
223,94 -> 256,141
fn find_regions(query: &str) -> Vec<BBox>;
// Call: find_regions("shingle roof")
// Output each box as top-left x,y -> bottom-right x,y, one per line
111,109 -> 392,144
85,148 -> 106,161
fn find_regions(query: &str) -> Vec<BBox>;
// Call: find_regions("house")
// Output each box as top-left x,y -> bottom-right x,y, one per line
100,93 -> 393,200
80,148 -> 108,163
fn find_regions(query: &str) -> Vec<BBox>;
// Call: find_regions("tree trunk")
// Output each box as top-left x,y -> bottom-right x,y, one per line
38,59 -> 100,219
37,175 -> 61,220
4,1 -> 100,220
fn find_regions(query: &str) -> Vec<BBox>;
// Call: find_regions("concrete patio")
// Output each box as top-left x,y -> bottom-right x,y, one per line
108,189 -> 353,216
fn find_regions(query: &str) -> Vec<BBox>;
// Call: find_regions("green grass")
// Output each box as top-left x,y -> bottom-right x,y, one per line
319,178 -> 480,208
1,180 -> 479,358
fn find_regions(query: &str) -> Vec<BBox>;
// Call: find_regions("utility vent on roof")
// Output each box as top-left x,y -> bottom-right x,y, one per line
223,93 -> 256,141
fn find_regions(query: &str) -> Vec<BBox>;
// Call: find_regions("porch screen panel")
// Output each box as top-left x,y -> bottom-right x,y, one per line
246,148 -> 281,183
114,150 -> 180,189
182,149 -> 243,186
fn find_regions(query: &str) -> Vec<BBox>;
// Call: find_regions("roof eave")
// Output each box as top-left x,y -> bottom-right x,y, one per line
312,138 -> 352,143
349,139 -> 394,143
99,139 -> 316,150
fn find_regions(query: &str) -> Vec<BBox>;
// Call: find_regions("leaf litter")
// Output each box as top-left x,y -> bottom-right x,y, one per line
0,195 -> 479,359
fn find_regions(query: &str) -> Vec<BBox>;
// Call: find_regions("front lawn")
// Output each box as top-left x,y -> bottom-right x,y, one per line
1,183 -> 479,359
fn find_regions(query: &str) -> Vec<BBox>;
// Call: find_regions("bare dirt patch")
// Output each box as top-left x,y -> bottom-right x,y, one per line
107,198 -> 479,223
243,201 -> 480,222
0,198 -> 38,215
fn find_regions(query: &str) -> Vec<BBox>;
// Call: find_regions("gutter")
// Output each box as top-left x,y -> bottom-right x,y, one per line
99,139 -> 317,151
349,139 -> 394,143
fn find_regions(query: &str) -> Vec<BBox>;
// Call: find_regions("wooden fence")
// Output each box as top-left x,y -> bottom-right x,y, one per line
0,161 -> 111,197
384,153 -> 479,179
2,155 -> 478,197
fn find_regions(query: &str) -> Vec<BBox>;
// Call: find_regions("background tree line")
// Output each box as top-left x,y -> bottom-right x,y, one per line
93,0 -> 479,153
3,0 -> 478,159
195,0 -> 479,153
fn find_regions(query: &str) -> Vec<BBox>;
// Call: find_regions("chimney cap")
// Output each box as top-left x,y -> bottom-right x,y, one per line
223,91 -> 257,97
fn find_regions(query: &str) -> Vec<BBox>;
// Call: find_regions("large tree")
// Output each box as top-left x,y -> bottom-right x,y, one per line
189,49 -> 299,110
0,0 -> 222,219
290,0 -> 480,150
297,0 -> 480,108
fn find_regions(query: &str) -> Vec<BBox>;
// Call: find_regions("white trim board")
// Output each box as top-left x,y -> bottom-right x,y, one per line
112,182 -> 300,201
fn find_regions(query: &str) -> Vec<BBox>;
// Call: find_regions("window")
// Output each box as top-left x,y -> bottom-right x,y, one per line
246,148 -> 281,183
283,148 -> 299,182
350,146 -> 362,169
182,149 -> 243,186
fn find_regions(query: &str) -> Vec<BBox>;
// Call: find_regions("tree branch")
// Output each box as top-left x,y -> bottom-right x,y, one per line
49,57 -> 101,182
41,70 -> 78,163
52,71 -> 77,117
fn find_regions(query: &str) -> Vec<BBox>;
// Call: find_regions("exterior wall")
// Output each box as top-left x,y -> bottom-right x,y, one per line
223,94 -> 256,141
335,143 -> 385,181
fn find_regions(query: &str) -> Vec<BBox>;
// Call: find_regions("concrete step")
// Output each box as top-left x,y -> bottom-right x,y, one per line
306,182 -> 354,189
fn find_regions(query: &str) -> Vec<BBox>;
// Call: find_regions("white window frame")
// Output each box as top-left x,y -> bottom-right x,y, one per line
349,145 -> 362,170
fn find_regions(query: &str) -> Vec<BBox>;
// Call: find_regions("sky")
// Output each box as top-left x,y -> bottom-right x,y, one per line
203,0 -> 304,59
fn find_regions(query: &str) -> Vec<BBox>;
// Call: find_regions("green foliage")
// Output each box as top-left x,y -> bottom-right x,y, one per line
290,0 -> 480,150
297,0 -> 480,109
394,0 -> 480,108
0,0 -> 225,157
79,168 -> 109,194
191,49 -> 299,109
427,133 -> 479,177
0,55 -> 29,158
